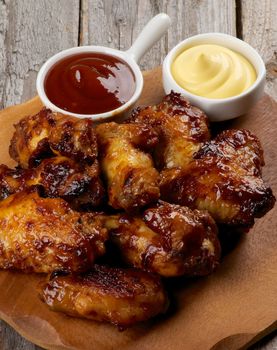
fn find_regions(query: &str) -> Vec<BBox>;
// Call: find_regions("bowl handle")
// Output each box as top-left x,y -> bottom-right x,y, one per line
126,13 -> 171,63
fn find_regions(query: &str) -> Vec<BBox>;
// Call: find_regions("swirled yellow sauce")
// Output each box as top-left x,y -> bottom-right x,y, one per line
171,44 -> 257,99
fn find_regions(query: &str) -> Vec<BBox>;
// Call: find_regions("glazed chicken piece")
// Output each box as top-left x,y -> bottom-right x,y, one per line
9,108 -> 97,168
95,122 -> 160,212
40,265 -> 168,328
160,129 -> 275,227
0,189 -> 107,273
104,201 -> 220,277
0,157 -> 104,208
129,91 -> 210,170
8,108 -> 104,207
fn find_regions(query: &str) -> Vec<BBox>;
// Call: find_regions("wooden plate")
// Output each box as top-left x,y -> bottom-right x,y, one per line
0,67 -> 276,350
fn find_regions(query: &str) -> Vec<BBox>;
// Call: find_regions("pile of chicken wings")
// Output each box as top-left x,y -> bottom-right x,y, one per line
0,92 -> 274,328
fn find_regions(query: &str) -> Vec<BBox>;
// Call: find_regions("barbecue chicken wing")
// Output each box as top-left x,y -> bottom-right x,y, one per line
160,129 -> 275,227
104,201 -> 220,277
129,92 -> 210,170
40,265 -> 168,327
96,122 -> 160,212
0,157 -> 104,208
9,108 -> 97,168
0,189 -> 107,273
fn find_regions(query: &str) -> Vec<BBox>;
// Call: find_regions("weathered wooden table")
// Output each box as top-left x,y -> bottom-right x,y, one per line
0,1 -> 276,349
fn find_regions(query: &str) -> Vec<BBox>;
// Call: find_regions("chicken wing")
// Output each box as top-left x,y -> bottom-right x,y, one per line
40,265 -> 168,327
160,129 -> 275,227
0,157 -> 104,208
129,91 -> 210,170
9,108 -> 97,168
95,122 -> 160,212
0,189 -> 107,273
104,201 -> 220,277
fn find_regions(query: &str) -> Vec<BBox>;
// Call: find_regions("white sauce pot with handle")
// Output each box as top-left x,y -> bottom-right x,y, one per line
37,13 -> 171,121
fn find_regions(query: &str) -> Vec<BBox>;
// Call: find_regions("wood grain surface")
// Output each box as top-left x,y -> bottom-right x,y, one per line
0,1 -> 276,349
80,0 -> 236,70
0,68 -> 276,350
0,0 -> 79,109
240,0 -> 277,100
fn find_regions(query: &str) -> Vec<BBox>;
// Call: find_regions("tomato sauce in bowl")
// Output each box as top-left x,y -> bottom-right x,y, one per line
44,52 -> 136,115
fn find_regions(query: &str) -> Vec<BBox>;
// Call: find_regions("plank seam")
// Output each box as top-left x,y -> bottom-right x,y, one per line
235,0 -> 243,39
78,0 -> 82,46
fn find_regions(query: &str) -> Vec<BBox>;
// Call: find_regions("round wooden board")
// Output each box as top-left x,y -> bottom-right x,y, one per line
0,67 -> 276,350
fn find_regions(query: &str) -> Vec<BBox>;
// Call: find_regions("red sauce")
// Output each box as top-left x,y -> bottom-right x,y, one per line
44,52 -> 136,114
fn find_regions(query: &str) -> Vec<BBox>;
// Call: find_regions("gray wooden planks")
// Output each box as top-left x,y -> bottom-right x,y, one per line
81,0 -> 236,70
0,0 -> 80,109
0,322 -> 40,350
240,0 -> 277,99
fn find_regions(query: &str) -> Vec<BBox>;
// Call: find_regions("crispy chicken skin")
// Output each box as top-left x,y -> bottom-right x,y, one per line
95,122 -> 160,212
0,157 -> 104,208
161,129 -> 276,227
129,92 -> 210,170
0,189 -> 107,273
8,108 -> 104,207
40,265 -> 168,327
9,108 -> 97,168
104,201 -> 220,277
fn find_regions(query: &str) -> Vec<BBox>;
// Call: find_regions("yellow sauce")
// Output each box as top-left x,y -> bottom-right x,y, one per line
171,44 -> 257,99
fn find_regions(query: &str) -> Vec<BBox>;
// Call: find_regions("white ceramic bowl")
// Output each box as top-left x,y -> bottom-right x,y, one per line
37,13 -> 171,121
163,33 -> 266,121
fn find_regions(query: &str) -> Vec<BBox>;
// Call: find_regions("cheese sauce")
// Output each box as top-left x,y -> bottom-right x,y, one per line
171,44 -> 257,99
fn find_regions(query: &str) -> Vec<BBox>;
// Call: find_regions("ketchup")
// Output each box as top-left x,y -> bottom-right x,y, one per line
44,52 -> 136,114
